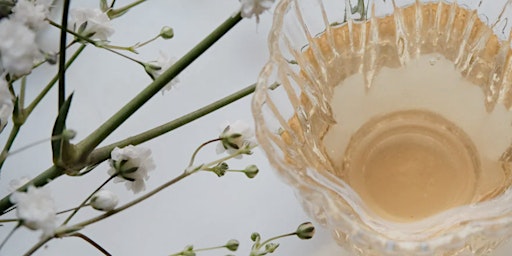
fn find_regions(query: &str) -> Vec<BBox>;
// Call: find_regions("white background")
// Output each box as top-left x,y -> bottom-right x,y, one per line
0,0 -> 512,255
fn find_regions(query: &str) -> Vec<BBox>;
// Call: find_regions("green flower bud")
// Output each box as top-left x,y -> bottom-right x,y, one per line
212,162 -> 229,177
225,239 -> 239,251
244,165 -> 259,178
160,26 -> 174,39
295,222 -> 315,240
265,243 -> 279,253
251,232 -> 260,242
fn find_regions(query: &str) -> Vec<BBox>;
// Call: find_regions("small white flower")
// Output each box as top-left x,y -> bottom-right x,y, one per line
0,19 -> 39,76
240,0 -> 275,22
10,185 -> 57,238
0,79 -> 13,132
145,52 -> 179,93
11,0 -> 50,31
90,190 -> 118,211
107,145 -> 156,194
69,8 -> 114,41
216,120 -> 255,158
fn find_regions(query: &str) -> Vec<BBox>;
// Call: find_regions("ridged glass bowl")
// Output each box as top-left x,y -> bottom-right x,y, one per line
252,0 -> 512,255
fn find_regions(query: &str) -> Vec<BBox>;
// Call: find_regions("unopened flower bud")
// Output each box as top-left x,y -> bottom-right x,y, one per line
225,239 -> 239,251
295,222 -> 315,240
90,190 -> 118,211
250,232 -> 260,242
244,165 -> 259,179
265,243 -> 279,253
160,26 -> 174,39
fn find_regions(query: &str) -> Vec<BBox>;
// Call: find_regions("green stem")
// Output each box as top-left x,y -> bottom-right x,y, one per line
58,0 -> 71,108
201,145 -> 256,170
0,218 -> 18,223
0,125 -> 20,170
108,0 -> 146,17
169,245 -> 226,256
133,34 -> 160,49
69,232 -> 112,256
25,45 -> 86,116
85,82 -> 255,169
0,222 -> 20,250
75,11 -> 243,159
72,171 -> 192,228
258,232 -> 296,247
22,236 -> 52,256
19,77 -> 26,109
47,20 -> 144,65
56,204 -> 90,215
188,138 -> 221,167
62,175 -> 117,225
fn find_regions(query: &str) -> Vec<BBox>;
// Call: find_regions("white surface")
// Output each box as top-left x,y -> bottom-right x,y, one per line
0,0 -> 512,256
0,0 -> 348,255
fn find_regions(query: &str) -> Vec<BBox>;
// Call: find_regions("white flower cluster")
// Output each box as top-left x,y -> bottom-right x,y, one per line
69,8 -> 114,42
145,52 -> 179,93
108,145 -> 156,194
10,185 -> 57,238
216,120 -> 255,158
0,0 -> 52,77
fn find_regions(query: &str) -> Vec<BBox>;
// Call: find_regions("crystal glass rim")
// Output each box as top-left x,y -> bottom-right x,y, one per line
252,0 -> 512,250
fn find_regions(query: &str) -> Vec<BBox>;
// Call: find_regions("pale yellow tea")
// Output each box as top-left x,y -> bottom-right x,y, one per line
309,3 -> 512,222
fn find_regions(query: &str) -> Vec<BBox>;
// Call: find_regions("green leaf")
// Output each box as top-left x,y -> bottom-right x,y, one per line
51,93 -> 74,164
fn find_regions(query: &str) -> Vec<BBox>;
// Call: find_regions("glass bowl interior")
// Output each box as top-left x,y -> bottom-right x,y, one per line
252,0 -> 512,255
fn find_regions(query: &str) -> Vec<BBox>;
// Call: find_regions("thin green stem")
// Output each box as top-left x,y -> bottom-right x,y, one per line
19,77 -> 26,109
0,222 -> 20,250
72,171 -> 192,228
258,232 -> 296,247
25,44 -> 86,116
56,204 -> 90,215
169,245 -> 226,256
188,138 -> 221,167
0,125 -> 20,171
22,236 -> 52,256
47,20 -> 144,65
32,41 -> 77,69
75,11 -> 243,159
6,133 -> 71,158
86,82 -> 256,169
69,232 -> 112,256
201,145 -> 256,170
58,0 -> 71,108
134,34 -> 160,49
0,218 -> 18,223
62,174 -> 117,225
108,0 -> 146,16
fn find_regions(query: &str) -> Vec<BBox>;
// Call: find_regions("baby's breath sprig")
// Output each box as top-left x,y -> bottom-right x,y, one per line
249,222 -> 316,256
169,239 -> 239,256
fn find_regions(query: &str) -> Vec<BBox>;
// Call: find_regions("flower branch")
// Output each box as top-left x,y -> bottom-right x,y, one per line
74,11 -> 243,160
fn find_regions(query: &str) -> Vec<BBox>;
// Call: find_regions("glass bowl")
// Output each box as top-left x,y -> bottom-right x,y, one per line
252,0 -> 512,255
